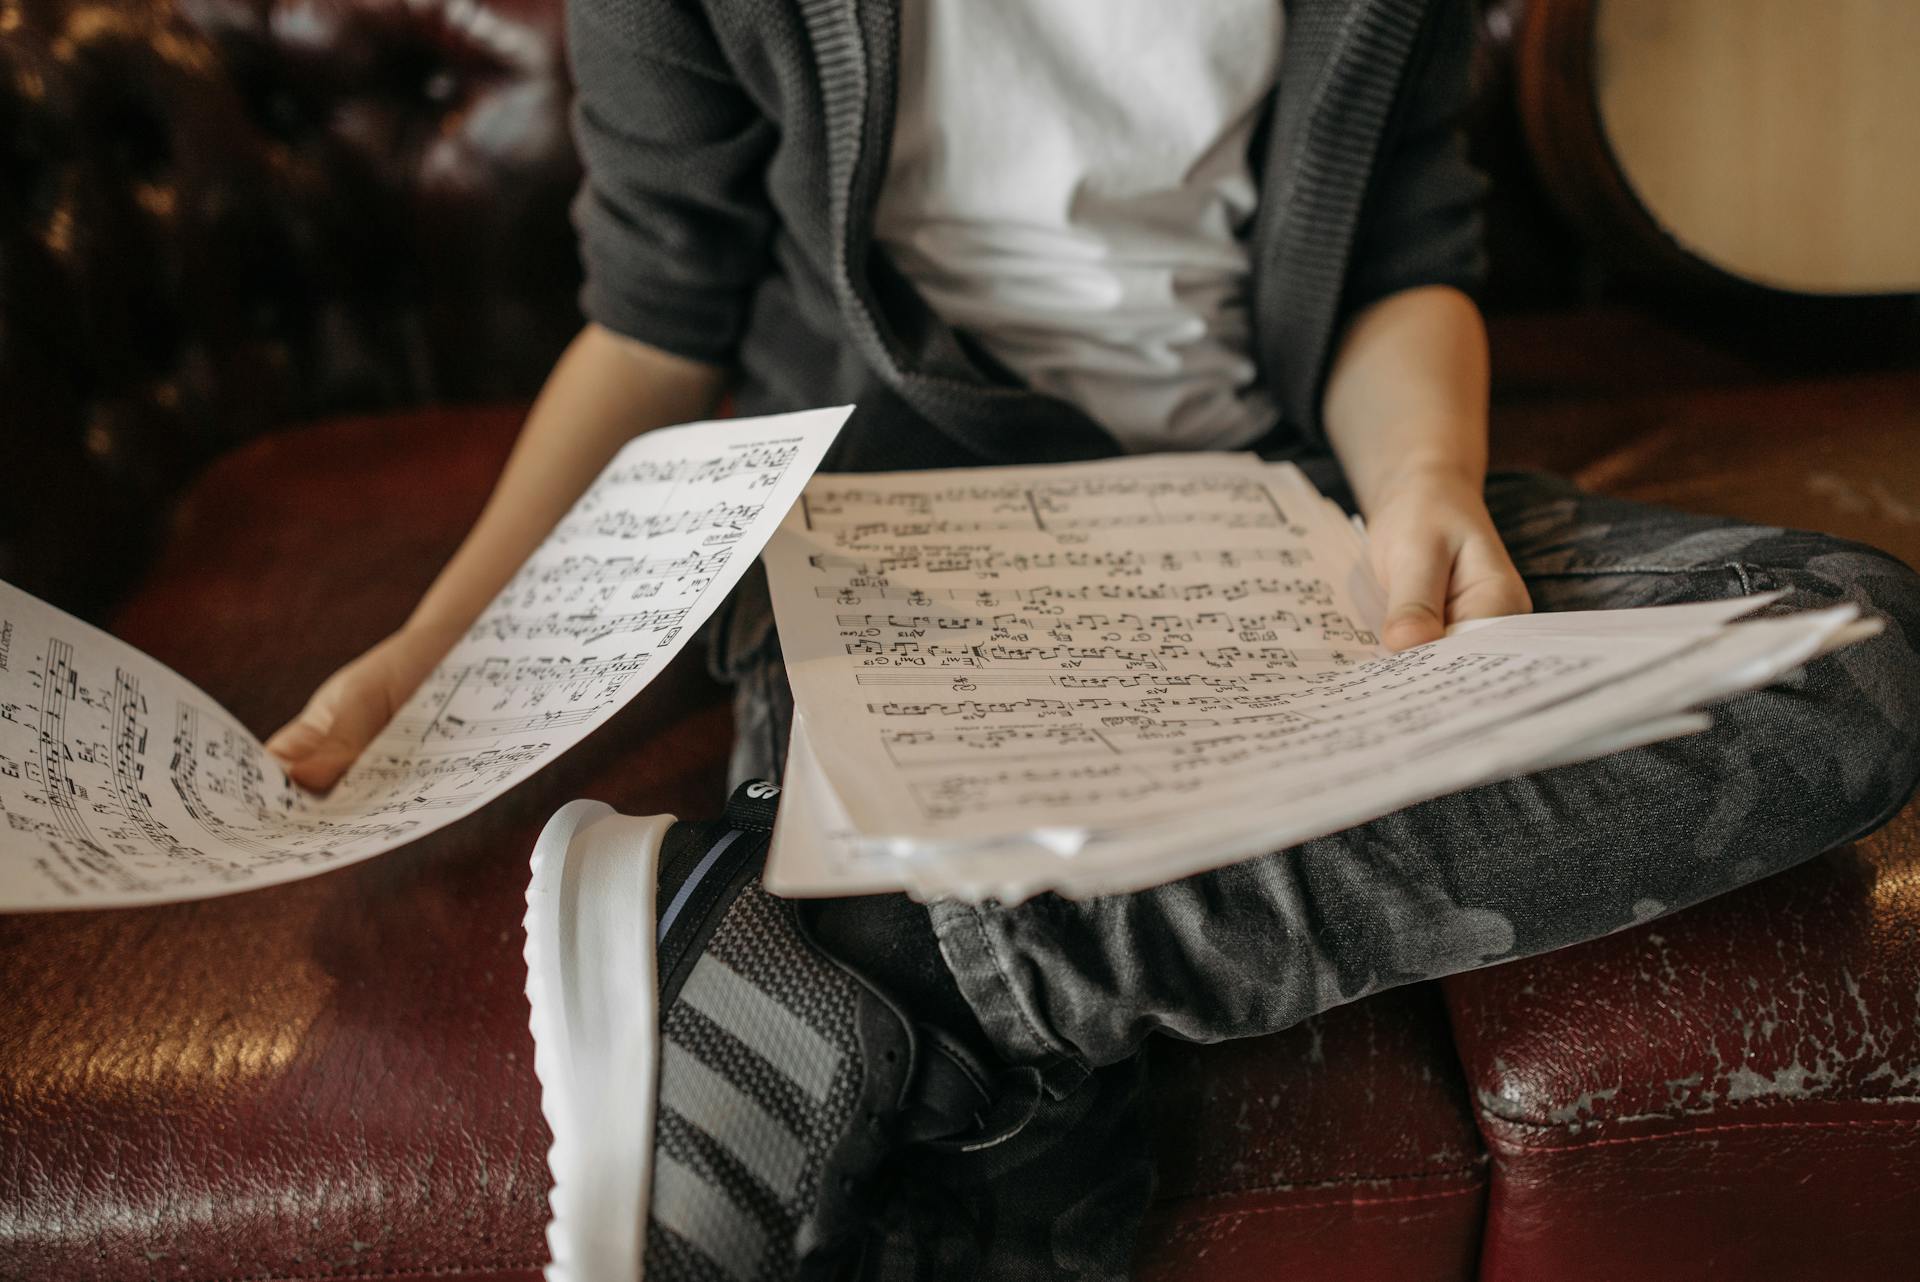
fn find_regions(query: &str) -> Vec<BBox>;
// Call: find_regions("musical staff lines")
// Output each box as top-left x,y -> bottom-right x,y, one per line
764,455 -> 1415,837
804,474 -> 1293,538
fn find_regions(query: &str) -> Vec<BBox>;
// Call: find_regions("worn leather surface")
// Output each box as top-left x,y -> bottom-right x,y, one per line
1142,985 -> 1487,1282
1460,365 -> 1920,1280
5,375 -> 1920,1280
1444,806 -> 1920,1282
1489,360 -> 1920,561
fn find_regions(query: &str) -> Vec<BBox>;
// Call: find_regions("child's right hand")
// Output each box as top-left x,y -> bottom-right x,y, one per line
265,628 -> 452,792
255,330 -> 724,792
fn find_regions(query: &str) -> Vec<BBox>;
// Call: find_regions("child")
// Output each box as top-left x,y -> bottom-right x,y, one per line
266,1 -> 1920,1277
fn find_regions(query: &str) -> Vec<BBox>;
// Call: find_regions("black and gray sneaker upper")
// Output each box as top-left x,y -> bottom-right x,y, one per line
645,781 -> 1005,1281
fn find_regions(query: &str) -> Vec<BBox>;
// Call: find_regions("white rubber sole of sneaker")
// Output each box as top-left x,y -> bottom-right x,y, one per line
525,800 -> 678,1282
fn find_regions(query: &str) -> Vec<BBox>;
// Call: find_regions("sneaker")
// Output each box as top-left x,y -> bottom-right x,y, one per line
525,780 -> 1016,1282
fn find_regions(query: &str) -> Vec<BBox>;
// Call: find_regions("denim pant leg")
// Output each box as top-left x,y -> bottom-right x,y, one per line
921,470 -> 1920,1084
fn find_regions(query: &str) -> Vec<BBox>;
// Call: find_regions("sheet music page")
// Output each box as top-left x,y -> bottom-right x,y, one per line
888,604 -> 1854,903
761,455 -> 1848,859
768,598 -> 1857,904
0,406 -> 848,910
764,454 -> 1381,842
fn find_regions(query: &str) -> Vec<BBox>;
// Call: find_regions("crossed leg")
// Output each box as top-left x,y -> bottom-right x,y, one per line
725,470 -> 1920,1279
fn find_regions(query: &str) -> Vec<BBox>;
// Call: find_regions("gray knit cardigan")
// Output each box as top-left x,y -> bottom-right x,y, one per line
568,0 -> 1487,472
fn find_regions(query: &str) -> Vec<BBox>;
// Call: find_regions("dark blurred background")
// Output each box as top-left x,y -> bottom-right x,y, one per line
1,0 -> 581,613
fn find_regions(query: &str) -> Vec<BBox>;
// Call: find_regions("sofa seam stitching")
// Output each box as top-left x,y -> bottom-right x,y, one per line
1152,1181 -> 1483,1229
1484,1113 -> 1920,1154
1164,1160 -> 1489,1204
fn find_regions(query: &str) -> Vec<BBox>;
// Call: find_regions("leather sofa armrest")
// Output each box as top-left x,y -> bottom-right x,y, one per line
1443,803 -> 1920,1281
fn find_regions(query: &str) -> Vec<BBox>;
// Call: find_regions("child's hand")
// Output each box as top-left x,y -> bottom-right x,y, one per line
1363,467 -> 1531,651
265,628 -> 449,792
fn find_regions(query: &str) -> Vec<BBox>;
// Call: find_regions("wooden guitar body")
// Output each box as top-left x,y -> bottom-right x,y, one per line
1516,0 -> 1920,295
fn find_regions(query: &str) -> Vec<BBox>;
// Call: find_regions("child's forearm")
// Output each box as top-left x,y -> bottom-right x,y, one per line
1317,286 -> 1527,648
1320,284 -> 1489,517
401,324 -> 727,648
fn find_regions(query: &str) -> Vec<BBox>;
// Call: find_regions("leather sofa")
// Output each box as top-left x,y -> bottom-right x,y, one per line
2,1 -> 1917,1278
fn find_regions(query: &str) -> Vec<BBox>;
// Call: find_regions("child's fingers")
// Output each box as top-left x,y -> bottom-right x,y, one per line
281,740 -> 360,792
267,711 -> 362,792
265,680 -> 374,791
265,720 -> 322,762
1380,535 -> 1452,651
266,694 -> 340,762
1446,534 -> 1532,623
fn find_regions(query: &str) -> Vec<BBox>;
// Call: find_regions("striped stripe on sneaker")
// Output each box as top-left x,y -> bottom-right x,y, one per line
646,874 -> 867,1278
640,784 -> 912,1281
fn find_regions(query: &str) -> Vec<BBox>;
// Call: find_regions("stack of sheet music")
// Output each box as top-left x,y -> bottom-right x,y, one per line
761,452 -> 1877,904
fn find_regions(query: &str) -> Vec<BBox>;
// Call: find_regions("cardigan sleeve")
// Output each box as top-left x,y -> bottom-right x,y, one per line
567,0 -> 778,364
1339,0 -> 1489,317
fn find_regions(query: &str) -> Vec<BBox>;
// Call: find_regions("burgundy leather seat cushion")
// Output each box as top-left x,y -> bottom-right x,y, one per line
0,406 -> 1486,1280
1142,988 -> 1486,1282
1463,366 -> 1920,1281
1447,813 -> 1920,1282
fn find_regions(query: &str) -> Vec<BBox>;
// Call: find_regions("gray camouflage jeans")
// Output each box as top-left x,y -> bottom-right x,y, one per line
722,467 -> 1920,1279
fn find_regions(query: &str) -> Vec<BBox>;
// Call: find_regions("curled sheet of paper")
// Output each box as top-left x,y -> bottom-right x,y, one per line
0,406 -> 848,910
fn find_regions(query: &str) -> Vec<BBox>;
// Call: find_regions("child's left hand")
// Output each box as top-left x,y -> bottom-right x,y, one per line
1362,466 -> 1531,651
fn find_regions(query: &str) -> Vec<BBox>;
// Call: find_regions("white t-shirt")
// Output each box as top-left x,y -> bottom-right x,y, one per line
875,0 -> 1285,453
